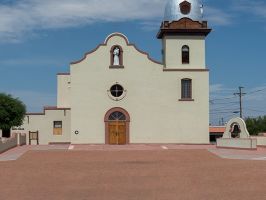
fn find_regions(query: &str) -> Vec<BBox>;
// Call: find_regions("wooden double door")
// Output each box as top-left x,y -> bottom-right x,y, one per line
109,121 -> 126,145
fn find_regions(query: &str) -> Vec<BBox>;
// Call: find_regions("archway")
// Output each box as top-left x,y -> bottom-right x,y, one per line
104,107 -> 130,145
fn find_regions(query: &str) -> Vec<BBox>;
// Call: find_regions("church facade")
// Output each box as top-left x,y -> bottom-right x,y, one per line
17,0 -> 212,145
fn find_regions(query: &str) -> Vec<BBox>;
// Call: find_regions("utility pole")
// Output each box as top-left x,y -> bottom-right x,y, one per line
234,87 -> 246,118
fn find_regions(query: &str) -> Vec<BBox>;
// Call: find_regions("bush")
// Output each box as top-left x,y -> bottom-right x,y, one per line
245,116 -> 266,136
0,93 -> 26,131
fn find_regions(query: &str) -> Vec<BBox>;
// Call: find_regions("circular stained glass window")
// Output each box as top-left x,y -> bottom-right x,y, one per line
110,84 -> 124,97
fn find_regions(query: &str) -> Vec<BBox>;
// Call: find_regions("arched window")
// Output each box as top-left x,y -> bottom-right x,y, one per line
108,111 -> 126,121
182,45 -> 190,64
110,45 -> 123,67
181,78 -> 192,99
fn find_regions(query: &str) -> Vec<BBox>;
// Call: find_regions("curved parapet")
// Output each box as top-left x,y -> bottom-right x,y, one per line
70,32 -> 162,65
223,117 -> 250,139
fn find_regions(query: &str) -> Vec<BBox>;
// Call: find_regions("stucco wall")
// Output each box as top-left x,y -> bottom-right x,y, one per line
0,135 -> 17,153
252,137 -> 266,146
57,75 -> 71,108
19,133 -> 27,146
163,35 -> 206,68
20,109 -> 71,145
0,133 -> 26,153
217,138 -> 257,149
70,34 -> 209,144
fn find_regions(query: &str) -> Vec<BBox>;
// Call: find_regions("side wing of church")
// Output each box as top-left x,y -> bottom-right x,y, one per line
16,0 -> 212,145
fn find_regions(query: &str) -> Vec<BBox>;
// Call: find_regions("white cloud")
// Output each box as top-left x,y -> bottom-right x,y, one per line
9,90 -> 56,112
210,84 -> 235,94
204,6 -> 233,26
233,0 -> 266,19
0,0 -> 233,42
0,0 -> 165,42
0,58 -> 67,67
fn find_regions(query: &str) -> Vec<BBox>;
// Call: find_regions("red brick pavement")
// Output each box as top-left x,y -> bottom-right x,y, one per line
0,149 -> 265,200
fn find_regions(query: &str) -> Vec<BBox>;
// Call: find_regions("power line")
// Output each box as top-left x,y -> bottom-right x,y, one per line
245,108 -> 266,114
210,96 -> 236,102
211,86 -> 266,103
234,86 -> 246,118
210,86 -> 266,123
210,111 -> 239,115
211,107 -> 239,112
211,113 -> 237,123
209,101 -> 238,105
245,87 -> 266,95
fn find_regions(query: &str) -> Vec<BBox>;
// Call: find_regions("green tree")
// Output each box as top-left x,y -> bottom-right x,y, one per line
245,116 -> 266,136
0,93 -> 26,137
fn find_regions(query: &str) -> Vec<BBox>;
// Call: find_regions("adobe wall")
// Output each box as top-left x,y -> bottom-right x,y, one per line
0,133 -> 26,153
20,109 -> 71,145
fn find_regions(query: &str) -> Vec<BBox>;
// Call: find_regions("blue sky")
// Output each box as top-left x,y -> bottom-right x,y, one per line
0,0 -> 265,125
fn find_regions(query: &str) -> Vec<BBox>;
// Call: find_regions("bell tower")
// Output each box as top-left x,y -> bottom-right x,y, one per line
157,0 -> 211,69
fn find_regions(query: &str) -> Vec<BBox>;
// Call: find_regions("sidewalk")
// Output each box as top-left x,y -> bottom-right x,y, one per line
1,144 -> 266,161
0,144 -> 69,161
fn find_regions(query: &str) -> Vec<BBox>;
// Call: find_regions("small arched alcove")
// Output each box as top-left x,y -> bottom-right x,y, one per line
110,45 -> 124,68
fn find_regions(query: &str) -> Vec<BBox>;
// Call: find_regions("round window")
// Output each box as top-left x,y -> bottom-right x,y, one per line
110,84 -> 124,97
107,83 -> 127,101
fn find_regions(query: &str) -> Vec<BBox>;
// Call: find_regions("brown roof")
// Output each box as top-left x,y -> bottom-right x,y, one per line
57,73 -> 70,75
26,106 -> 71,115
209,126 -> 226,133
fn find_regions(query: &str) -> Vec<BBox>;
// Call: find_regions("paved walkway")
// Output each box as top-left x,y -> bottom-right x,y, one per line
1,149 -> 265,200
69,144 -> 216,151
0,145 -> 69,161
1,144 -> 266,161
209,147 -> 266,160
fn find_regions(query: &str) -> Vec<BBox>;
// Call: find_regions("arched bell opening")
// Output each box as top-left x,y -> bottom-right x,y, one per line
230,123 -> 241,138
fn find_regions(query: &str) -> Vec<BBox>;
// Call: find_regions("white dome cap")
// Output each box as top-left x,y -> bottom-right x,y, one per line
164,0 -> 202,21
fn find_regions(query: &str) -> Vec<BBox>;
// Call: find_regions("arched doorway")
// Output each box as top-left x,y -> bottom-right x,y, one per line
104,107 -> 130,145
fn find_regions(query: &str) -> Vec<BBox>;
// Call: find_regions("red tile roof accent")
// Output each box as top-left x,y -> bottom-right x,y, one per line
57,73 -> 70,75
209,126 -> 226,133
26,107 -> 71,115
44,106 -> 70,110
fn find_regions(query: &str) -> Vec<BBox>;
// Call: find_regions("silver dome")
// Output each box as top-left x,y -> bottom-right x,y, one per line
164,0 -> 202,21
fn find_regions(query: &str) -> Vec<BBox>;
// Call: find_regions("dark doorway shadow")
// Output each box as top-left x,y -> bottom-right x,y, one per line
2,129 -> 11,138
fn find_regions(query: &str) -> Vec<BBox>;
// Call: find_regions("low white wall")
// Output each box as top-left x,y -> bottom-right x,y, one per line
251,137 -> 266,146
0,133 -> 26,154
217,138 -> 257,149
0,134 -> 17,153
19,133 -> 27,146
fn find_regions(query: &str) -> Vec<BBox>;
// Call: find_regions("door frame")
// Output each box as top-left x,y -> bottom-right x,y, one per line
104,107 -> 130,144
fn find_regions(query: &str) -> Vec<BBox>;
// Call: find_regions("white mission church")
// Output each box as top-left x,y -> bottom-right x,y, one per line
16,0 -> 212,145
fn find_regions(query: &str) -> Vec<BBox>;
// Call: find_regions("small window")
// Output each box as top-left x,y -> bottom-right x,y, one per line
181,79 -> 192,99
53,121 -> 62,135
182,45 -> 190,64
